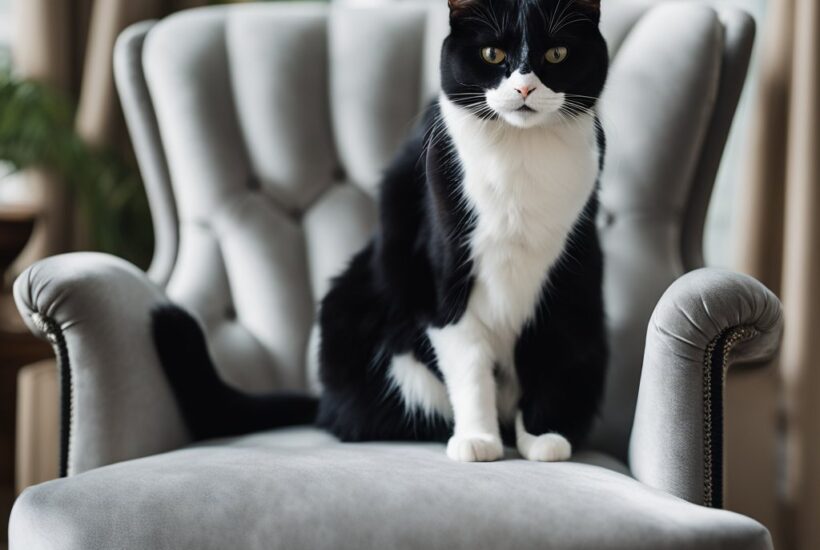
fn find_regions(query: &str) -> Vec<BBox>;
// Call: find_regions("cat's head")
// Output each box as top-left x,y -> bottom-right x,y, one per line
441,0 -> 608,129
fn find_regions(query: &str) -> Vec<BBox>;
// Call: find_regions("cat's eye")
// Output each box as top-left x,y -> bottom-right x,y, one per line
545,46 -> 569,64
481,47 -> 507,65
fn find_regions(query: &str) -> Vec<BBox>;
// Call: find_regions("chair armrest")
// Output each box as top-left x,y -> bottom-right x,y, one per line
629,268 -> 782,508
14,253 -> 190,476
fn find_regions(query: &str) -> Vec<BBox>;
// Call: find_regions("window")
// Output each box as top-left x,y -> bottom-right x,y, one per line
0,0 -> 11,64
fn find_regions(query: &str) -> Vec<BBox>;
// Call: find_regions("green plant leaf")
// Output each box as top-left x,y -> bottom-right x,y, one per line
0,67 -> 153,267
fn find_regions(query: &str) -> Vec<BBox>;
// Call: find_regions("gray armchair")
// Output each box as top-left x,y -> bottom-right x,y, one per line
10,2 -> 783,549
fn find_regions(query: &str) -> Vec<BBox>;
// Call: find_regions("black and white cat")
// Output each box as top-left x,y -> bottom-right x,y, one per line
153,0 -> 609,463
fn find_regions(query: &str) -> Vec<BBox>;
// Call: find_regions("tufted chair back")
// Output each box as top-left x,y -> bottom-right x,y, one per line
115,0 -> 754,461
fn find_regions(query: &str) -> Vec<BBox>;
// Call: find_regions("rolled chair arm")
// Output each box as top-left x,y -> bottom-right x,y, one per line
14,252 -> 190,476
629,268 -> 783,508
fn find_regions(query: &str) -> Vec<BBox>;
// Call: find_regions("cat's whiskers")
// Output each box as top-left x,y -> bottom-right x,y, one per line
425,90 -> 485,150
552,0 -> 594,35
548,0 -> 572,35
552,15 -> 593,34
461,2 -> 502,35
534,0 -> 549,31
483,2 -> 504,35
433,103 -> 501,183
564,93 -> 602,102
553,108 -> 590,135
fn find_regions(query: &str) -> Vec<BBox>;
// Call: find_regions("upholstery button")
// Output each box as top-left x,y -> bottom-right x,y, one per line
224,305 -> 237,320
597,211 -> 615,229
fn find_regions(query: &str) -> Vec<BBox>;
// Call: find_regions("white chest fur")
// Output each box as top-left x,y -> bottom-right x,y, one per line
390,96 -> 600,428
429,96 -> 600,422
440,96 -> 598,339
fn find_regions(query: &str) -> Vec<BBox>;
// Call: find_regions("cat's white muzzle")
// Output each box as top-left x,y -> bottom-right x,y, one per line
485,71 -> 565,129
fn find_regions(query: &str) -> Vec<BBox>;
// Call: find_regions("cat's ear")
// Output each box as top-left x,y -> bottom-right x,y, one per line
448,0 -> 480,19
573,0 -> 601,23
574,0 -> 601,15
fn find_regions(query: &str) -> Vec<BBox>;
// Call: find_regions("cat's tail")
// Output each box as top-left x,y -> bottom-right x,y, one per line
150,304 -> 318,440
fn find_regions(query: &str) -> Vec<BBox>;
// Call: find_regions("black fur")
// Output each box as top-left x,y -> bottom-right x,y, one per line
151,305 -> 317,439
151,0 -> 608,449
442,0 -> 607,117
317,114 -> 607,447
318,0 -> 608,447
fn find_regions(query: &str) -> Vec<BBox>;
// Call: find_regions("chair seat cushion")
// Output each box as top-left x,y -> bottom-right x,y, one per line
10,428 -> 770,550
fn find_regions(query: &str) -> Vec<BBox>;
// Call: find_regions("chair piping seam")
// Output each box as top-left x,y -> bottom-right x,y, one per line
702,325 -> 757,508
29,312 -> 72,478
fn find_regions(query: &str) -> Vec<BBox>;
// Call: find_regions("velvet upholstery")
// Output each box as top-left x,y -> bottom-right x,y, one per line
11,2 -> 782,548
10,428 -> 771,550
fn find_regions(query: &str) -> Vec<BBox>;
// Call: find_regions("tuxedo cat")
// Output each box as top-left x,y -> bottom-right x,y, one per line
153,0 -> 608,463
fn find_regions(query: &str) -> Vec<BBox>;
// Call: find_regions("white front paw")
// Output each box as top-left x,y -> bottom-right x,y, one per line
447,433 -> 503,462
521,433 -> 572,462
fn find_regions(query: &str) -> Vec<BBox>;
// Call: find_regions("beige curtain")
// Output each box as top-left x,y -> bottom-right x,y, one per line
735,1 -> 820,550
11,0 -> 92,262
10,0 -> 207,267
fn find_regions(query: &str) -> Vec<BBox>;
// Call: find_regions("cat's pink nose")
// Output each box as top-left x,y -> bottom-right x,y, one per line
515,85 -> 535,98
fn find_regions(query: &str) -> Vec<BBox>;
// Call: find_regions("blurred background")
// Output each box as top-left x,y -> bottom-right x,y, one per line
0,0 -> 816,549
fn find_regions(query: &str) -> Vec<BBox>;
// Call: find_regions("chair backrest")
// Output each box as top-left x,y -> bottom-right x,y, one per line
115,0 -> 754,461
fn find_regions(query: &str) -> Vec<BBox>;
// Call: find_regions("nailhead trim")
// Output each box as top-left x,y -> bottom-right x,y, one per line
30,312 -> 73,477
702,326 -> 757,508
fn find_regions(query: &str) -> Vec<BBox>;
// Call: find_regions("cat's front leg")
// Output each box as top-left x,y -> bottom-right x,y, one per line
427,316 -> 503,462
515,411 -> 572,462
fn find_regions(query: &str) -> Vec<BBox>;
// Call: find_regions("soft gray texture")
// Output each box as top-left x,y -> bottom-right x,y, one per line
330,5 -> 428,194
678,8 -> 757,272
590,2 -> 728,457
13,253 -> 190,474
10,428 -> 771,550
10,1 -> 782,549
589,5 -> 758,460
630,268 -> 783,505
114,21 -> 178,287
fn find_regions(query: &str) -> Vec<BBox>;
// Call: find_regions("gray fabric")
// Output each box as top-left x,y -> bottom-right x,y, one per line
226,5 -> 338,213
679,9 -> 756,271
131,0 -> 759,461
329,4 -> 428,195
630,268 -> 783,506
588,3 -> 751,459
598,0 -> 653,57
10,2 -> 779,548
12,253 -> 190,474
114,21 -> 179,287
10,427 -> 771,550
145,5 -> 334,393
